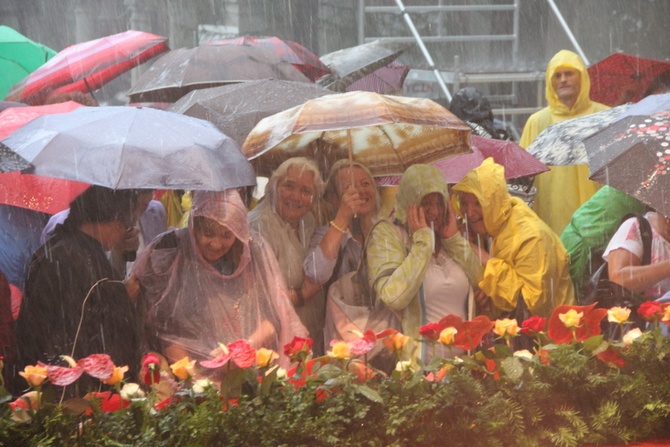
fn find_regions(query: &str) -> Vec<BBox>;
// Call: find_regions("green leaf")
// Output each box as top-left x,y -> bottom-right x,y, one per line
355,385 -> 383,403
583,335 -> 605,353
501,357 -> 524,382
260,365 -> 279,397
61,397 -> 91,415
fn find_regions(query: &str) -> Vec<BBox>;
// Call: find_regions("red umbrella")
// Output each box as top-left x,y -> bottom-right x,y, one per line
212,36 -> 331,82
6,30 -> 169,105
0,102 -> 89,214
345,61 -> 410,95
376,136 -> 548,186
588,53 -> 670,107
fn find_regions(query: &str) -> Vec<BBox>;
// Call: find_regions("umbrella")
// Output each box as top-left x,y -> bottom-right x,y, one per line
584,111 -> 670,217
588,53 -> 670,107
345,61 -> 410,95
126,44 -> 311,103
0,26 -> 56,99
6,30 -> 169,105
317,39 -> 413,92
376,135 -> 548,186
0,102 -> 90,214
211,36 -> 331,82
527,104 -> 632,166
1,106 -> 256,191
168,80 -> 334,147
0,143 -> 31,173
242,91 -> 471,178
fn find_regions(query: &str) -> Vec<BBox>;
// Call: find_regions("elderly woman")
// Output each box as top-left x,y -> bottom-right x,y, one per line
451,158 -> 575,319
133,189 -> 307,365
366,164 -> 484,362
302,160 -> 381,344
249,157 -> 326,354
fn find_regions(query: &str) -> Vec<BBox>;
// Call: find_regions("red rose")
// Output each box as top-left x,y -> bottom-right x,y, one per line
283,336 -> 313,360
419,322 -> 443,341
538,349 -> 551,365
519,316 -> 547,335
637,301 -> 664,322
141,353 -> 161,385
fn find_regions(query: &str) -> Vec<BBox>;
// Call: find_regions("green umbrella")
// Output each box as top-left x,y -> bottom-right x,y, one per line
0,26 -> 56,99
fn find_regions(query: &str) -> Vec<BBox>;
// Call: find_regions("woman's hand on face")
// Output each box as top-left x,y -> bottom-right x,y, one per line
407,203 -> 428,235
439,199 -> 459,239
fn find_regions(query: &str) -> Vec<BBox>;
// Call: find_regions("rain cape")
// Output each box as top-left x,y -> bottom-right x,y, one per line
134,190 -> 307,363
452,158 -> 575,317
519,50 -> 609,235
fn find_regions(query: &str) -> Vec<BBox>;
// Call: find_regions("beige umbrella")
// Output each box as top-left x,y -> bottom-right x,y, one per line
242,90 -> 471,178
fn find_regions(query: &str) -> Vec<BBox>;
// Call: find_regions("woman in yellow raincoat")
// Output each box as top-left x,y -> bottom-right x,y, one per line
451,158 -> 575,318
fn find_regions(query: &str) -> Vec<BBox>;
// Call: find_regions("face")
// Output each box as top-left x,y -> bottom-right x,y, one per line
459,192 -> 486,236
193,217 -> 238,264
419,193 -> 446,231
335,167 -> 377,216
275,165 -> 316,226
551,67 -> 580,106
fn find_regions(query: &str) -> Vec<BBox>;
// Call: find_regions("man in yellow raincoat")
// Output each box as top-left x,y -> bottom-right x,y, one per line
519,50 -> 609,235
452,158 -> 575,318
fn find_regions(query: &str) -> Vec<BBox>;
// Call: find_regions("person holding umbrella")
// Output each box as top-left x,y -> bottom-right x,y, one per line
248,157 -> 326,355
132,189 -> 306,366
15,186 -> 142,392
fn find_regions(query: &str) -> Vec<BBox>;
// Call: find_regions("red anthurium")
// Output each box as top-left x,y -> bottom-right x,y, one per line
596,348 -> 625,368
419,322 -> 443,341
45,362 -> 84,387
84,391 -> 130,414
547,303 -> 608,344
519,316 -> 547,335
79,354 -> 115,380
350,329 -> 377,357
454,316 -> 495,350
375,328 -> 398,339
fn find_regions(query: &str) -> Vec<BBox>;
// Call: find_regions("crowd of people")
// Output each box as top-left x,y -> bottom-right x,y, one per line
2,49 -> 670,394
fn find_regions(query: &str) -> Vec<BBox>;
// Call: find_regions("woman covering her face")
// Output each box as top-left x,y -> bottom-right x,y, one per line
133,189 -> 307,365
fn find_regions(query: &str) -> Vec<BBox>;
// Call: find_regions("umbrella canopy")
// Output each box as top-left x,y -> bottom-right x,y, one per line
242,91 -> 471,177
0,143 -> 31,173
376,135 -> 548,186
126,44 -> 311,103
0,102 -> 90,214
345,61 -> 410,95
168,80 -> 334,147
527,104 -> 632,166
0,26 -> 56,99
212,36 -> 331,82
6,30 -> 169,105
1,106 -> 256,191
317,40 -> 413,92
584,111 -> 670,217
588,53 -> 670,107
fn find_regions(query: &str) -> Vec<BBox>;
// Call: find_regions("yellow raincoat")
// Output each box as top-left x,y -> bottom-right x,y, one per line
452,158 -> 575,318
519,50 -> 609,235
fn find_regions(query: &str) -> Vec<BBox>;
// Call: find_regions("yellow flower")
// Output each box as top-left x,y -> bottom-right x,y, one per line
256,348 -> 279,368
19,365 -> 48,388
558,309 -> 584,329
663,305 -> 670,323
493,318 -> 520,337
170,357 -> 196,381
622,328 -> 643,345
329,341 -> 351,359
607,306 -> 631,324
383,332 -> 410,352
102,365 -> 129,385
438,327 -> 458,345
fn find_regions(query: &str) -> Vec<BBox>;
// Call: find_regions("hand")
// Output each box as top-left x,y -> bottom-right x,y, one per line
335,186 -> 365,224
407,203 -> 428,235
114,227 -> 140,254
439,199 -> 459,239
474,290 -> 491,314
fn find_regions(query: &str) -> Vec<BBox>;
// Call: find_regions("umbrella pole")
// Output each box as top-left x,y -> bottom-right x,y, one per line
346,129 -> 363,238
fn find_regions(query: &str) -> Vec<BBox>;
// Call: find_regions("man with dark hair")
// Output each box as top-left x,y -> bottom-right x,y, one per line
14,186 -> 141,393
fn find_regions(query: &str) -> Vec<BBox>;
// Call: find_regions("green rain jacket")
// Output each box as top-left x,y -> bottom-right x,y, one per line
452,158 -> 575,318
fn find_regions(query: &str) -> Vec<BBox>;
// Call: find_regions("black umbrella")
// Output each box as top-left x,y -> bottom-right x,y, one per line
1,106 -> 256,191
0,142 -> 31,173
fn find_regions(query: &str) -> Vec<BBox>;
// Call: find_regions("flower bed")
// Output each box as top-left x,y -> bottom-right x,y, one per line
2,302 -> 670,447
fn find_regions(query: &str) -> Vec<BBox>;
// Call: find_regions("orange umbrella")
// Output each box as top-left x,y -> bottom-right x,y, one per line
242,91 -> 471,177
0,102 -> 89,214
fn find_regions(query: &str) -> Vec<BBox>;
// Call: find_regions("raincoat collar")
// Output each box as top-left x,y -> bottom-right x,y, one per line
545,50 -> 594,117
395,164 -> 449,225
451,158 -> 512,237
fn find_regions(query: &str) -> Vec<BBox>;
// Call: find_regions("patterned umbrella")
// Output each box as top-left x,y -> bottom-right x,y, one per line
211,36 -> 331,82
242,91 -> 471,177
6,30 -> 169,105
584,111 -> 670,217
127,43 -> 311,103
0,102 -> 89,214
588,53 -> 670,107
